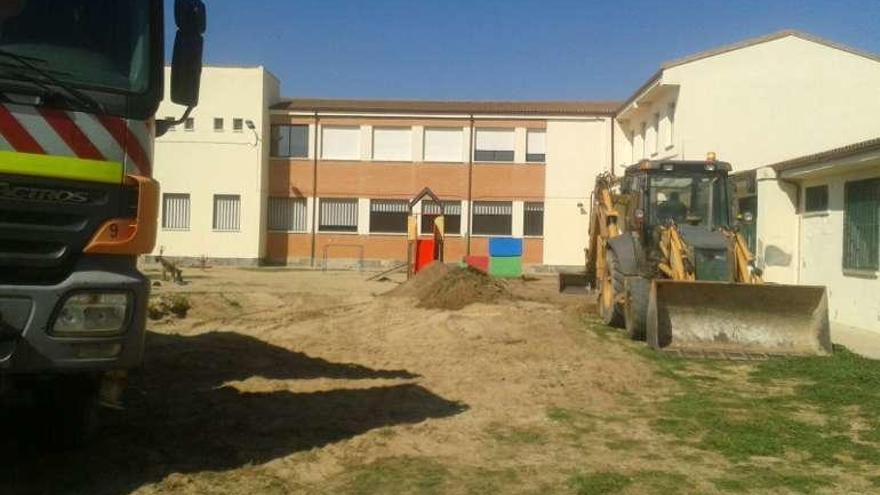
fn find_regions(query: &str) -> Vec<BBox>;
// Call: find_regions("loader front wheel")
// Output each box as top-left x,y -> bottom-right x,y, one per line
598,249 -> 624,328
624,276 -> 651,341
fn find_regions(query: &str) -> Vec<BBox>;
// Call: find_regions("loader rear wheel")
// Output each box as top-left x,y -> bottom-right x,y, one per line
598,249 -> 624,328
624,276 -> 651,341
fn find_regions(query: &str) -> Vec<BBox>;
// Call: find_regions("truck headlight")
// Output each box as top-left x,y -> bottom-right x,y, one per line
52,293 -> 131,336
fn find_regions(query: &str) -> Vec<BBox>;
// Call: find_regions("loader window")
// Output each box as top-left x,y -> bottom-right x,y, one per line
650,174 -> 729,227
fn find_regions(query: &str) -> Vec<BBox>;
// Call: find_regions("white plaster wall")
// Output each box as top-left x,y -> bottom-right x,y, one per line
152,66 -> 278,260
755,167 -> 800,283
660,36 -> 880,170
543,118 -> 611,266
798,165 -> 880,331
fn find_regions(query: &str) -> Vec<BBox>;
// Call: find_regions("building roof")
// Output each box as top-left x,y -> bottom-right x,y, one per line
619,30 -> 880,114
661,30 -> 880,70
769,136 -> 880,172
271,98 -> 621,116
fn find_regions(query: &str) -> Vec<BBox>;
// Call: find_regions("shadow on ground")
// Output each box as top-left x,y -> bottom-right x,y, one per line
1,331 -> 466,495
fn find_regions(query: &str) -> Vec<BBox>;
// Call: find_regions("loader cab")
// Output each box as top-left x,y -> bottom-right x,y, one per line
623,160 -> 733,233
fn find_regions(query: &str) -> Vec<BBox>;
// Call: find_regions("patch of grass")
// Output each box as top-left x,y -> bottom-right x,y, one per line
462,467 -> 520,495
546,406 -> 574,423
648,344 -> 880,466
488,424 -> 547,445
569,472 -> 632,495
334,458 -> 524,495
604,438 -> 643,451
344,457 -> 449,495
753,345 -> 880,443
870,475 -> 880,488
569,471 -> 690,495
713,466 -> 833,493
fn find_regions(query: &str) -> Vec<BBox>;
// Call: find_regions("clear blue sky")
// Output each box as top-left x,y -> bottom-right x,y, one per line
165,0 -> 880,101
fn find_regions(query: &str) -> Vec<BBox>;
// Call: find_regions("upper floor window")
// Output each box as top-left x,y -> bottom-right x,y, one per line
271,124 -> 309,158
184,117 -> 194,132
214,118 -> 224,132
652,113 -> 660,155
372,127 -> 412,161
233,118 -> 244,133
629,130 -> 635,163
639,122 -> 647,159
666,102 -> 676,148
321,126 -> 360,160
526,129 -> 546,163
474,129 -> 514,162
423,127 -> 463,162
164,116 -> 176,132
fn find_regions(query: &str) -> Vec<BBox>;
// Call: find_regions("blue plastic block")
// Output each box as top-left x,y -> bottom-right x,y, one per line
488,237 -> 523,257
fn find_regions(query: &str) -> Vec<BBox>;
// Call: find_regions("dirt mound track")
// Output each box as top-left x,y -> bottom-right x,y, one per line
388,262 -> 512,310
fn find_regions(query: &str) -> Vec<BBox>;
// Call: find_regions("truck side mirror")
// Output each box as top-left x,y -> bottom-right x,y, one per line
170,0 -> 206,107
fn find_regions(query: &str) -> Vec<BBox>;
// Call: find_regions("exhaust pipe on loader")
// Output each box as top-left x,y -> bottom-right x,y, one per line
647,281 -> 832,356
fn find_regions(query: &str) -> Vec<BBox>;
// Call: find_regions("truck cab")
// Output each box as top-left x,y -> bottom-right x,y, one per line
0,0 -> 204,445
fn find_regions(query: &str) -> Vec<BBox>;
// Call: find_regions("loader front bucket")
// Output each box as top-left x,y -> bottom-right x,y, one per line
647,281 -> 832,356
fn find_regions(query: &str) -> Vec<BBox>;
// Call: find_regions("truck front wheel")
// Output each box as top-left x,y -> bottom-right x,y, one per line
34,375 -> 100,449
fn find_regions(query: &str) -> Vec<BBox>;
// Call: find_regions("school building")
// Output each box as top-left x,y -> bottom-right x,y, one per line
150,30 -> 880,331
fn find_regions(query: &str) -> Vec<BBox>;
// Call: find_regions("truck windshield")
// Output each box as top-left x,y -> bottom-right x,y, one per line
649,174 -> 729,228
0,0 -> 151,94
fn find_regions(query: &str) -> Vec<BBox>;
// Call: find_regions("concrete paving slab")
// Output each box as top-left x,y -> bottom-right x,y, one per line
832,323 -> 880,360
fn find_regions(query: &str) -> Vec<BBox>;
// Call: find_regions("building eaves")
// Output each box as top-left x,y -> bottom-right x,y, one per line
271,98 -> 622,116
769,136 -> 880,172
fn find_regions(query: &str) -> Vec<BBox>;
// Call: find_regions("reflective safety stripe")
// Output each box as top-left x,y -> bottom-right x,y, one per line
0,150 -> 123,184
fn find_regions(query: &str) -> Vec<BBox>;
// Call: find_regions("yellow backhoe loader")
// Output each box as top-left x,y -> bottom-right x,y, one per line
585,157 -> 831,356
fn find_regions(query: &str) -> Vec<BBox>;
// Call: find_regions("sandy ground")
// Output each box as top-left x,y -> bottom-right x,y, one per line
1,266 -> 872,494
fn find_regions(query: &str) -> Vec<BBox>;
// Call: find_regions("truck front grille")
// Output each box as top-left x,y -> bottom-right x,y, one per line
0,174 -> 132,285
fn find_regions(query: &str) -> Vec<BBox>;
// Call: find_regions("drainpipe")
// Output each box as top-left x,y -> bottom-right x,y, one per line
609,115 -> 616,176
310,112 -> 319,267
466,114 -> 475,256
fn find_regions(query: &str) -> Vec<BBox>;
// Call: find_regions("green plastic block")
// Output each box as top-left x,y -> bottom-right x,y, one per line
490,256 -> 522,278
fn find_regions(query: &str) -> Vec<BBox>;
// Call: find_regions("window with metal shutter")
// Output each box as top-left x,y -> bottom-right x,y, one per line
319,198 -> 358,232
843,178 -> 880,270
369,199 -> 408,233
372,127 -> 412,161
474,129 -> 514,162
212,194 -> 241,232
524,202 -> 544,236
267,197 -> 307,232
421,200 -> 462,235
526,130 -> 545,162
472,201 -> 513,235
162,193 -> 190,230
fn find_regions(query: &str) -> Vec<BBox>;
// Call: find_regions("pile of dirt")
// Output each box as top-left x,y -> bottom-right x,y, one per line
389,262 -> 513,310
